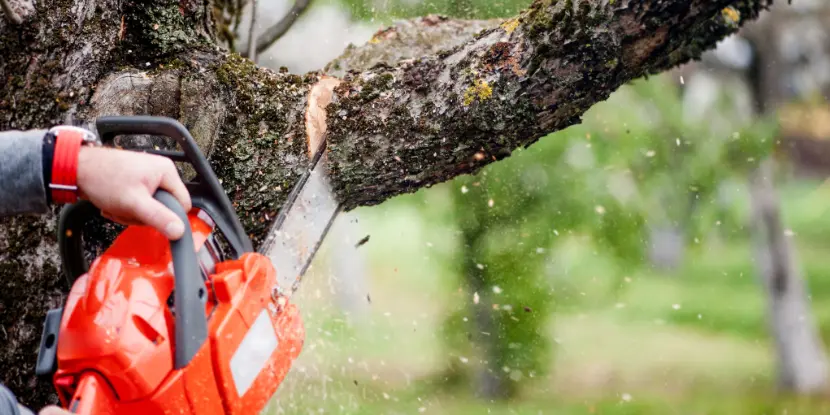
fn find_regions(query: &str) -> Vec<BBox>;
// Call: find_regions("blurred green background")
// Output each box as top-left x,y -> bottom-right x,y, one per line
239,0 -> 830,413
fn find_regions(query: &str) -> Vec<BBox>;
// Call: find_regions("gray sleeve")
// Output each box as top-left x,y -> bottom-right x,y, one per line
0,129 -> 49,217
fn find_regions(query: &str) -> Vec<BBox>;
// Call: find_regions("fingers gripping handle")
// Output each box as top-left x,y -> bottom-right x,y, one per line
94,115 -> 253,256
154,190 -> 208,369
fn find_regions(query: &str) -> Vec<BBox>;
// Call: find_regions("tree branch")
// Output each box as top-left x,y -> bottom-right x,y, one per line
324,15 -> 500,76
247,0 -> 258,62
0,0 -> 22,24
323,1 -> 775,210
247,0 -> 313,57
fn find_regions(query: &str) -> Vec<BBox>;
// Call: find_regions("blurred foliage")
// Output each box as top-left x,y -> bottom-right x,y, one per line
321,0 -> 783,402
276,173 -> 830,414
327,0 -> 780,400
423,73 -> 777,398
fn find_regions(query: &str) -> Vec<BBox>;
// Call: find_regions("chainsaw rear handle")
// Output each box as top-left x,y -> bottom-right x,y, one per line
58,190 -> 208,369
94,115 -> 253,256
155,190 -> 209,369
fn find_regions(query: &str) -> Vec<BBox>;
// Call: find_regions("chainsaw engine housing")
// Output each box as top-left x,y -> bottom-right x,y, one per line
50,213 -> 304,414
35,117 -> 305,414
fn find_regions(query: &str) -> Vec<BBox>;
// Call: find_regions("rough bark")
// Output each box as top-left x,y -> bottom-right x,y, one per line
323,1 -> 773,211
0,0 -> 774,406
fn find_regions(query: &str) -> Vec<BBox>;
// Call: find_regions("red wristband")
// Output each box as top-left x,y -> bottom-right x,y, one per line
50,128 -> 84,204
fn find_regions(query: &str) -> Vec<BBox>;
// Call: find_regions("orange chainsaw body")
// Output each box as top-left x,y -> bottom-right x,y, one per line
52,212 -> 305,414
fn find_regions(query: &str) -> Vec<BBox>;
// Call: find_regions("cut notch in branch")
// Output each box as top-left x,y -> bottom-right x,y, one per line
305,76 -> 342,159
1,0 -> 23,24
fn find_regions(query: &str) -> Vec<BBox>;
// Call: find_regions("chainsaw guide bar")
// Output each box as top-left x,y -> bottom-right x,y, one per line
258,140 -> 342,298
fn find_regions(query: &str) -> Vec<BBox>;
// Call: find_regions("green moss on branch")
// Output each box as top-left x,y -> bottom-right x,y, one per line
324,0 -> 774,211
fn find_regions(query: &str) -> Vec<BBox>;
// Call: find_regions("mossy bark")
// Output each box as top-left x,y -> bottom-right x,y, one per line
0,0 -> 773,407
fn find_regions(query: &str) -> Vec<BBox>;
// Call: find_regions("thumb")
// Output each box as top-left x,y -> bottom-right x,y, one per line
129,192 -> 186,240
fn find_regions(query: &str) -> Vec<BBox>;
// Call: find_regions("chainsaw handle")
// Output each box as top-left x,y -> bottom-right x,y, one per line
155,189 -> 209,369
56,190 -> 208,369
94,115 -> 253,257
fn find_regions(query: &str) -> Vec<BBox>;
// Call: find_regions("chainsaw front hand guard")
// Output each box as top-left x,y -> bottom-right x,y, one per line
95,116 -> 253,256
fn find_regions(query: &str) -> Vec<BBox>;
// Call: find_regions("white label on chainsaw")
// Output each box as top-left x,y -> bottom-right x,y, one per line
230,309 -> 278,396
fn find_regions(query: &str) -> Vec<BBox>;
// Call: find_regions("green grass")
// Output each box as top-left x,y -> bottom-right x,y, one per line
264,177 -> 830,414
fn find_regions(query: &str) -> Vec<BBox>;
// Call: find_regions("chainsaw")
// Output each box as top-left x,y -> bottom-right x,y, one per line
28,115 -> 342,414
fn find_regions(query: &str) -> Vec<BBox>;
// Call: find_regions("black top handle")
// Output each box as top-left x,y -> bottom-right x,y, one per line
94,116 -> 253,256
153,190 -> 208,369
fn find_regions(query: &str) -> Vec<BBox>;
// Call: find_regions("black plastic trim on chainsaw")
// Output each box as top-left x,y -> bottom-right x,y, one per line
153,189 -> 209,369
94,115 -> 253,256
56,200 -> 99,285
35,307 -> 63,378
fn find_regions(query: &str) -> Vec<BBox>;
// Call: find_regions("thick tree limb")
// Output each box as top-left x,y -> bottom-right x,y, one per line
324,16 -> 500,77
0,0 -> 775,406
324,1 -> 774,210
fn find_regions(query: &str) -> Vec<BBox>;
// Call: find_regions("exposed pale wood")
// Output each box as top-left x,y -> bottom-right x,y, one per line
306,77 -> 342,158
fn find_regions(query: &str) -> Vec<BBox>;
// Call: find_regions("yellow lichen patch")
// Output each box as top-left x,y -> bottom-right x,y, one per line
501,18 -> 520,34
368,36 -> 380,44
721,7 -> 740,25
463,79 -> 493,106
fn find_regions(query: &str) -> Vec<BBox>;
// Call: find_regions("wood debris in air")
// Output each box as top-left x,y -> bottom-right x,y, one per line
355,235 -> 370,248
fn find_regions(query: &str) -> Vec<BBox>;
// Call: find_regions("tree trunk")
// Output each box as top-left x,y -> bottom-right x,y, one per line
0,0 -> 775,406
749,159 -> 829,392
745,1 -> 830,392
459,219 -> 512,400
679,0 -> 830,393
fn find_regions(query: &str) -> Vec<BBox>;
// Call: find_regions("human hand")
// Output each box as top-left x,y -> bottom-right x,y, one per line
76,146 -> 192,240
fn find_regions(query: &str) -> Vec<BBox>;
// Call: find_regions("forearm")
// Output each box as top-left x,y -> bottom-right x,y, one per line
0,129 -> 49,216
0,383 -> 34,415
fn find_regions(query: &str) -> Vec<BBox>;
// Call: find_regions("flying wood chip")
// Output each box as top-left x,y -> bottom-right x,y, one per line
355,235 -> 370,248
